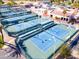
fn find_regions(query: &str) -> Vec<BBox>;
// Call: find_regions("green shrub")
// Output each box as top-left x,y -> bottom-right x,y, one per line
68,2 -> 72,5
72,2 -> 79,8
65,1 -> 72,5
20,2 -> 24,4
0,0 -> 4,5
7,2 -> 13,6
63,9 -> 67,14
60,45 -> 71,58
7,1 -> 16,6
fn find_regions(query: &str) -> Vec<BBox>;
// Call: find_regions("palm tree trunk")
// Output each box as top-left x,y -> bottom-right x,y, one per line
0,26 -> 4,41
0,25 -> 4,48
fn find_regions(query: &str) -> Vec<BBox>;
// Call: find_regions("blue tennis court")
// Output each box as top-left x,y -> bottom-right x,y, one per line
17,24 -> 77,59
0,8 -> 11,13
0,5 -> 9,8
5,19 -> 40,33
5,18 -> 54,37
1,11 -> 28,16
31,32 -> 62,51
30,25 -> 76,52
46,26 -> 69,39
1,12 -> 31,19
16,21 -> 55,42
1,14 -> 38,27
2,14 -> 37,22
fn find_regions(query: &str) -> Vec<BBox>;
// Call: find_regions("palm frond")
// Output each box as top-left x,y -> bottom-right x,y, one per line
0,41 -> 21,58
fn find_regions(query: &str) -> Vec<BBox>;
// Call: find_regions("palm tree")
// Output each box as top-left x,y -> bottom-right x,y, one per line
0,26 -> 4,40
0,25 -> 21,57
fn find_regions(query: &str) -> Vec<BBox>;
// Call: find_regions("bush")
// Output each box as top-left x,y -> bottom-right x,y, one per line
7,1 -> 16,6
63,9 -> 67,16
72,2 -> 79,8
65,1 -> 72,5
55,16 -> 60,19
53,0 -> 61,4
0,0 -> 4,5
20,2 -> 24,4
60,45 -> 71,58
7,2 -> 13,6
63,9 -> 67,14
68,2 -> 72,5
